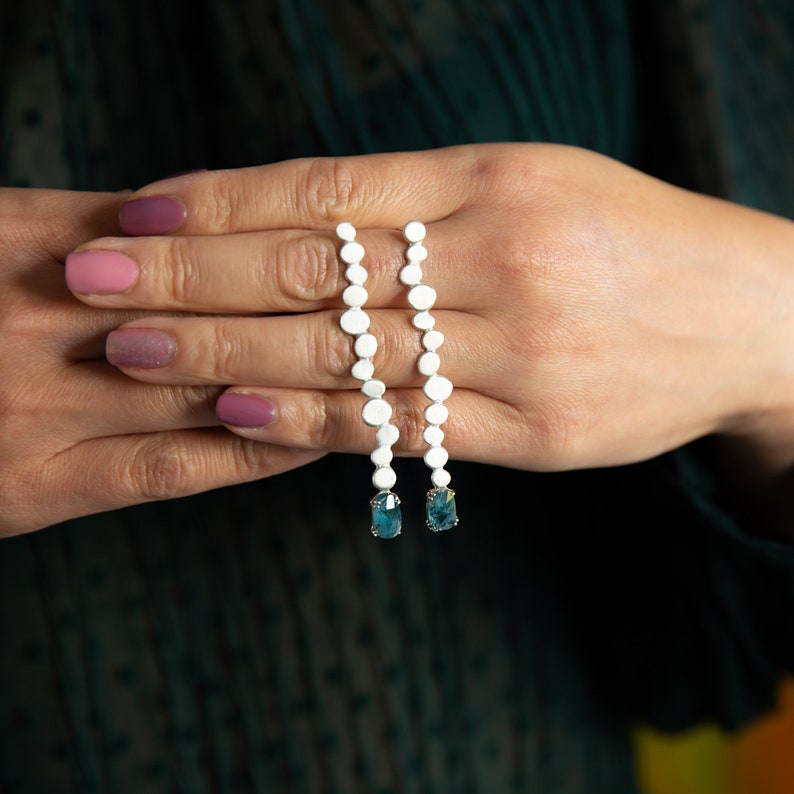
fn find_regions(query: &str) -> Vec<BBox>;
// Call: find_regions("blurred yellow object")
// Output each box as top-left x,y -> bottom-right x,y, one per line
633,677 -> 794,794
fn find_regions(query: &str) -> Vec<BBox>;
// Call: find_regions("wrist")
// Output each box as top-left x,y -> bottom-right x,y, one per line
708,202 -> 794,536
719,206 -> 794,453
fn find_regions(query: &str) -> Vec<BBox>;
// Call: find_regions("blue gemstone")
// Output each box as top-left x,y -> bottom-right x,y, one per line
371,491 -> 402,539
426,487 -> 458,531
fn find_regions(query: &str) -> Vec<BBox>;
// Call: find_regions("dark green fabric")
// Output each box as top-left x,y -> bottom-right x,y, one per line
0,0 -> 635,188
2,1 -> 794,792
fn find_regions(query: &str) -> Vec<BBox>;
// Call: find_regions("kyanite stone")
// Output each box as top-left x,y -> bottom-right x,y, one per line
426,487 -> 458,532
371,491 -> 402,539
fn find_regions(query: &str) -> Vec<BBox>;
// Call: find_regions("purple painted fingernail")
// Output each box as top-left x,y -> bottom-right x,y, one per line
119,195 -> 187,236
216,393 -> 276,428
106,328 -> 176,368
65,250 -> 138,294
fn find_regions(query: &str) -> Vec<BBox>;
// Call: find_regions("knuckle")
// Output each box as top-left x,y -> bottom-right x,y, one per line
148,385 -> 219,425
160,238 -> 199,306
201,319 -> 247,383
124,437 -> 191,501
205,171 -> 236,232
470,147 -> 541,207
390,391 -> 426,454
306,392 -> 342,450
0,298 -> 56,344
369,321 -> 413,384
277,233 -> 341,306
500,227 -> 565,286
177,385 -> 222,417
512,300 -> 600,389
232,436 -> 274,478
300,158 -> 358,223
510,318 -> 551,367
530,396 -> 592,468
310,318 -> 353,382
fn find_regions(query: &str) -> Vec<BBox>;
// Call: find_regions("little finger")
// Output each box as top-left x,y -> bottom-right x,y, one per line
214,386 -> 531,468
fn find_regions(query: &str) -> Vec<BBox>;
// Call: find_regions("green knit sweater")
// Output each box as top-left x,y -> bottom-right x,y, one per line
2,2 -> 794,792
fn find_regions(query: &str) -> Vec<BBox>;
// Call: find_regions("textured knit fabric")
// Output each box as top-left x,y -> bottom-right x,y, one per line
1,2 -> 794,793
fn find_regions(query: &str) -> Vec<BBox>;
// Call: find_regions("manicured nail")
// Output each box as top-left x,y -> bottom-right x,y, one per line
106,328 -> 176,368
119,195 -> 187,236
216,393 -> 276,428
65,250 -> 138,295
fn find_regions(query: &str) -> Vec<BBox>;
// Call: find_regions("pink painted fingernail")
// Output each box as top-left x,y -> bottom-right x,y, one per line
65,250 -> 138,294
119,195 -> 187,236
216,393 -> 276,427
106,328 -> 176,368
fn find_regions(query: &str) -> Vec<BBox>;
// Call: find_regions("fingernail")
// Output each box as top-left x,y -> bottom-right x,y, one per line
65,250 -> 138,294
106,328 -> 176,368
216,393 -> 276,428
119,195 -> 187,236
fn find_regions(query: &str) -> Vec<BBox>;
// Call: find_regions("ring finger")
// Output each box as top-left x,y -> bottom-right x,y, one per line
103,310 -> 496,391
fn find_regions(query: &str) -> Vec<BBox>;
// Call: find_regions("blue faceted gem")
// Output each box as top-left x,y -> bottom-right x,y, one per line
426,487 -> 458,532
371,491 -> 402,539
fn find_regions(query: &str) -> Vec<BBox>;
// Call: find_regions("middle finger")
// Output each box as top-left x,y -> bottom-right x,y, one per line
65,222 -> 493,314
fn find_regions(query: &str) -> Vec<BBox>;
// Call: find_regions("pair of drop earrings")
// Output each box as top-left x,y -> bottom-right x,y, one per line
336,221 -> 458,539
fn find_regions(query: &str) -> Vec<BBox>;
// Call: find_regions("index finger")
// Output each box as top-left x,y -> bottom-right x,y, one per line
119,145 -> 488,236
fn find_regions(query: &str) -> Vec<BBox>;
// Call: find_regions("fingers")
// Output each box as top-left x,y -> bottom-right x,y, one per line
0,189 -> 129,267
2,430 -> 325,536
118,146 -> 488,237
61,363 -> 224,437
102,310 -> 495,391
214,386 -> 528,468
0,361 -> 223,461
66,217 -> 498,314
0,187 -> 144,364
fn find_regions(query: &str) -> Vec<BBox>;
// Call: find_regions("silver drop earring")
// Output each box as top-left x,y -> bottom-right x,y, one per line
401,221 -> 458,531
336,222 -> 402,539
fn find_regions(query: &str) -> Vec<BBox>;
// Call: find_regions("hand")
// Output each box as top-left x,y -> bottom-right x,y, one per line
66,145 -> 794,507
0,188 -> 324,537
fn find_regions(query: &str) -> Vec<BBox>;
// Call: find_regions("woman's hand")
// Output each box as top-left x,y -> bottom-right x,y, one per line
0,189 -> 324,537
66,144 -> 794,510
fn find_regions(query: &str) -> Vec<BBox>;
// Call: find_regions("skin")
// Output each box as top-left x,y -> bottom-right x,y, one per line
5,143 -> 794,536
0,189 -> 325,536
